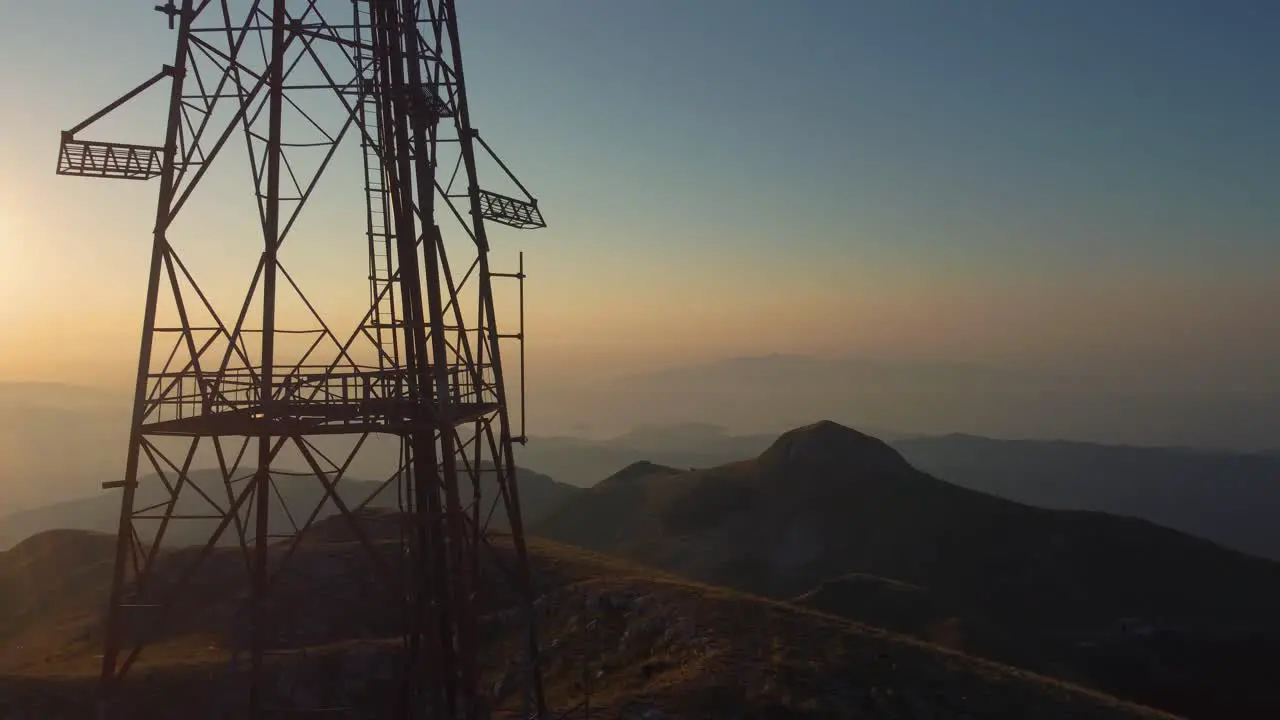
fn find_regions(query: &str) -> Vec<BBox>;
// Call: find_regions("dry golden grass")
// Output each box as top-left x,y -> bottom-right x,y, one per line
1,526 -> 1182,718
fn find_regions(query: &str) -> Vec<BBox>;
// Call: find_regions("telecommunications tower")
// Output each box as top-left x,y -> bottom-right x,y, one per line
57,1 -> 548,717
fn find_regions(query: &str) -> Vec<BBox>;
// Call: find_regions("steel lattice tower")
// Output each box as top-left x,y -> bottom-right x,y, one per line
56,1 -> 548,718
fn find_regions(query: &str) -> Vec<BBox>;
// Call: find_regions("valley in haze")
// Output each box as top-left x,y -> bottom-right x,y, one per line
0,382 -> 129,513
11,373 -> 1280,563
5,354 -> 1278,516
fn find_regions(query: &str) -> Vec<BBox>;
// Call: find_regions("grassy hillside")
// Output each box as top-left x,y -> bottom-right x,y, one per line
789,573 -> 1062,679
0,516 -> 1176,719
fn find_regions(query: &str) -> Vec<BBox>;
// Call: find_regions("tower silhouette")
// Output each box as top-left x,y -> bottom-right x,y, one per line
56,1 -> 547,717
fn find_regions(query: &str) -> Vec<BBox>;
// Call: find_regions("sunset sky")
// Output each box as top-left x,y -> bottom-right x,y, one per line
1,0 -> 1277,392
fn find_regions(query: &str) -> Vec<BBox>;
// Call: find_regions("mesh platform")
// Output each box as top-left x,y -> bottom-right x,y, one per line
57,136 -> 164,180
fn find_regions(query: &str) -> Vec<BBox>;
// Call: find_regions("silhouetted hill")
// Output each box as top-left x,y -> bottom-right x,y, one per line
537,421 -> 1280,617
519,423 -> 1280,560
0,518 -> 1175,719
532,420 -> 1280,719
600,460 -> 686,486
516,431 -> 780,487
0,466 -> 578,551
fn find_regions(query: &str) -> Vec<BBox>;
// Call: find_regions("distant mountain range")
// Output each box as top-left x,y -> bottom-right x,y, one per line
7,361 -> 1277,513
517,424 -> 1280,562
532,421 -> 1280,719
0,465 -> 577,552
565,355 -> 1280,449
893,434 -> 1280,562
0,382 -> 128,513
534,421 -> 1280,617
14,420 -> 1280,566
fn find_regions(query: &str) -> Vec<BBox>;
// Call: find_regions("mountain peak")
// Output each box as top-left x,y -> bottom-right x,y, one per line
598,460 -> 684,487
759,420 -> 910,473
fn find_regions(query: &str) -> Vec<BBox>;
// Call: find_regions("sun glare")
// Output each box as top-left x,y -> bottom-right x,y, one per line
0,204 -> 35,326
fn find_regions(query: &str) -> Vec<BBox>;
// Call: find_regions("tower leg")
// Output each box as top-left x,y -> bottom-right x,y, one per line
98,2 -> 195,716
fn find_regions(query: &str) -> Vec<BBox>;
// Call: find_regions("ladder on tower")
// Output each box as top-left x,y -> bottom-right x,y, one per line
354,0 -> 401,375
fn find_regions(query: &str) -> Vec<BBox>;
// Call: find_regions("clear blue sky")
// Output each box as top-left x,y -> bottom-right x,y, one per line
1,1 -> 1277,389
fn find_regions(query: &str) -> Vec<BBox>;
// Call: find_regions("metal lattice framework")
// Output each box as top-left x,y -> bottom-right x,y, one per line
57,1 -> 549,718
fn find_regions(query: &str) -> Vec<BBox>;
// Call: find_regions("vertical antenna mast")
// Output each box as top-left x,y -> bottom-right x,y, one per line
56,1 -> 548,717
